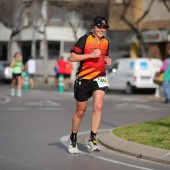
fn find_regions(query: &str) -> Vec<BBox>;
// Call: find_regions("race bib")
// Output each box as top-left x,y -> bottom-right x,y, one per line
95,76 -> 109,88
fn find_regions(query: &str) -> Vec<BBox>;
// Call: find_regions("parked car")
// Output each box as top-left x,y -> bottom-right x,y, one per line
0,61 -> 12,83
107,58 -> 163,94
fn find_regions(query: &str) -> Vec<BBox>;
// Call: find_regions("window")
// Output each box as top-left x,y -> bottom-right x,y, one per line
48,41 -> 60,59
0,43 -> 7,61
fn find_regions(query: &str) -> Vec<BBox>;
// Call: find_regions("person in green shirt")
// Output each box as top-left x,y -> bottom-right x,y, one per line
10,52 -> 24,97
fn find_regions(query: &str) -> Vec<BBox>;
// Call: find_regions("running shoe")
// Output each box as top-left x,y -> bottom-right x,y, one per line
16,91 -> 22,97
10,89 -> 15,97
68,139 -> 78,154
87,138 -> 100,151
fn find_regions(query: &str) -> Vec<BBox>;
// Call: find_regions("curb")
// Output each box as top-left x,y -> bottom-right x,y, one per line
98,131 -> 170,165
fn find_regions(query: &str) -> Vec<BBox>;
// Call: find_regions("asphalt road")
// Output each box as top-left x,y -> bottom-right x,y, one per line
0,84 -> 169,170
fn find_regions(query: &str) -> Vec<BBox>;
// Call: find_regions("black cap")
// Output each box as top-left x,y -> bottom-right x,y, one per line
93,17 -> 109,28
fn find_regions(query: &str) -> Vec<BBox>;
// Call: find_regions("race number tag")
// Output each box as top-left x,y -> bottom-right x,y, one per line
95,76 -> 109,88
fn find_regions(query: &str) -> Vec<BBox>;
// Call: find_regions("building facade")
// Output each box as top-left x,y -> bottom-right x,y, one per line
1,0 -> 169,82
0,0 -> 109,82
108,0 -> 170,59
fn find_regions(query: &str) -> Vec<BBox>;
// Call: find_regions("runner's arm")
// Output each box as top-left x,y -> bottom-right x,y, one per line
105,56 -> 112,66
10,60 -> 15,67
70,49 -> 101,62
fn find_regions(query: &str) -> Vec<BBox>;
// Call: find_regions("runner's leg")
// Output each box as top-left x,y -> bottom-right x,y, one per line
87,90 -> 105,151
72,100 -> 88,133
17,76 -> 22,92
91,90 -> 105,133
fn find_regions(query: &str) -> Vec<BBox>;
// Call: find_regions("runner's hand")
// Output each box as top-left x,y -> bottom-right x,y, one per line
90,49 -> 101,58
105,57 -> 112,66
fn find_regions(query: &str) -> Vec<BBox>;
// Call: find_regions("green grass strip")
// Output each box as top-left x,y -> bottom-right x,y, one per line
113,118 -> 170,150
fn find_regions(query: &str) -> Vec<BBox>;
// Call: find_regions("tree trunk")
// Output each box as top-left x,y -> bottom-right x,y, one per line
41,0 -> 49,83
43,30 -> 48,84
7,38 -> 12,62
120,0 -> 154,58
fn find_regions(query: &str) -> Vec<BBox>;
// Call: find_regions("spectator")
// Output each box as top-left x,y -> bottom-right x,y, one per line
10,52 -> 24,97
55,56 -> 66,84
26,56 -> 36,89
54,59 -> 59,85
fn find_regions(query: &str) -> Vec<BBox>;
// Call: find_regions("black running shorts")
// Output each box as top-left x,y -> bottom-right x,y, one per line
74,79 -> 108,102
13,73 -> 21,79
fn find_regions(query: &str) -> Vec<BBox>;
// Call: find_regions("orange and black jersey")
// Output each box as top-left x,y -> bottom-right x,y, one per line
70,32 -> 109,80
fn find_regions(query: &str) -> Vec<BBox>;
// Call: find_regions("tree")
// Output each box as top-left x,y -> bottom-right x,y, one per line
0,0 -> 49,83
120,0 -> 154,58
48,0 -> 109,81
40,0 -> 49,83
0,0 -> 26,32
0,0 -> 108,83
49,1 -> 109,41
0,0 -> 33,60
162,0 -> 170,12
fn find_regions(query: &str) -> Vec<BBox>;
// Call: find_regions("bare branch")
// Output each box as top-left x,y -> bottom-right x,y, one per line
120,0 -> 154,57
10,23 -> 32,38
120,0 -> 138,32
162,0 -> 170,12
136,0 -> 154,25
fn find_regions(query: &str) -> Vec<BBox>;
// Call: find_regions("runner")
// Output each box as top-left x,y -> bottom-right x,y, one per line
10,52 -> 24,97
68,16 -> 112,154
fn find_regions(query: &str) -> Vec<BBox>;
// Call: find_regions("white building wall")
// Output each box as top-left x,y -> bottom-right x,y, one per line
12,26 -> 86,42
0,23 -> 11,41
11,42 -> 21,57
0,22 -> 87,85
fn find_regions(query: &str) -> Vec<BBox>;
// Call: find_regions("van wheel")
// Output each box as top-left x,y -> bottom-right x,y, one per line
126,84 -> 133,94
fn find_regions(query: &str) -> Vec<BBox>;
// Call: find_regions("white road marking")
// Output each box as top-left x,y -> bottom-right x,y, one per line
161,152 -> 170,159
3,108 -> 28,111
115,103 -> 166,110
26,100 -> 61,106
165,152 -> 170,156
116,103 -> 129,107
38,107 -> 65,111
1,107 -> 65,111
60,130 -> 155,170
0,96 -> 11,104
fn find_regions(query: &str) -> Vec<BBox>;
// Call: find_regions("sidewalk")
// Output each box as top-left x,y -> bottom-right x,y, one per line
98,130 -> 170,165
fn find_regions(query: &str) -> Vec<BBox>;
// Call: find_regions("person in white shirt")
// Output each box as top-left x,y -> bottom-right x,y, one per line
26,56 -> 36,88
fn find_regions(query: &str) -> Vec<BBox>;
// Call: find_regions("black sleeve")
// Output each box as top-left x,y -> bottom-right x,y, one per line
70,33 -> 89,54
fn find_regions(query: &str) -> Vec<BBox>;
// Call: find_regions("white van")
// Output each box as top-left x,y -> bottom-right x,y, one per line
107,58 -> 163,94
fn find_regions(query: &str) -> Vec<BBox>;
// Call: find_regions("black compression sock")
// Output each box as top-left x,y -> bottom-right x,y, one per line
90,131 -> 97,139
70,132 -> 77,141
